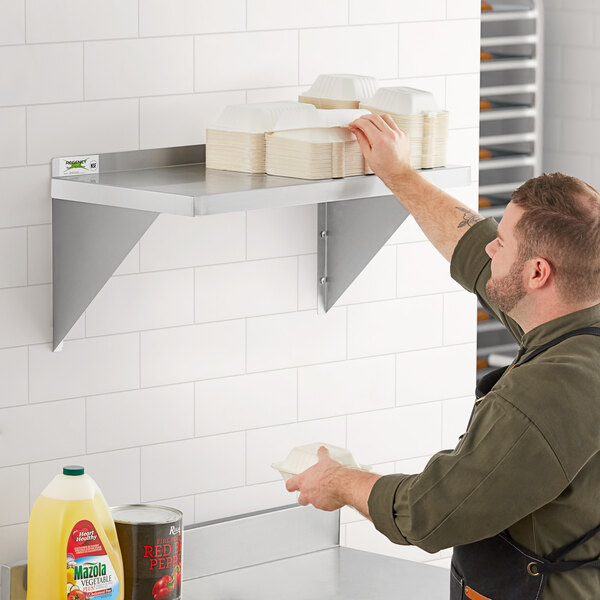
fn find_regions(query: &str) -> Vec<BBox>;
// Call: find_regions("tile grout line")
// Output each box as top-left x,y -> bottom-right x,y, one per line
3,407 -> 468,469
0,18 -> 486,50
3,336 -> 478,405
0,79 -> 481,112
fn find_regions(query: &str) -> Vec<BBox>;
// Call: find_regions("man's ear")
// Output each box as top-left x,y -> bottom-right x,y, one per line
528,257 -> 553,290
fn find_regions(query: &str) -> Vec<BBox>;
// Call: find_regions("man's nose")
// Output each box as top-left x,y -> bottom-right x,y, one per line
485,239 -> 496,258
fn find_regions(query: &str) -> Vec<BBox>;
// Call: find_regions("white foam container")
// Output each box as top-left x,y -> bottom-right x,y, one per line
300,74 -> 378,101
212,101 -> 316,133
361,86 -> 440,115
272,442 -> 370,482
272,108 -> 370,132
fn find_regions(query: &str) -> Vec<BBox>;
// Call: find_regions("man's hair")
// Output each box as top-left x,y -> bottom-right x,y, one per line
511,172 -> 600,304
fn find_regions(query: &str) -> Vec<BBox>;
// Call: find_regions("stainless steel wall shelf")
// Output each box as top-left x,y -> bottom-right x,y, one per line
51,144 -> 470,351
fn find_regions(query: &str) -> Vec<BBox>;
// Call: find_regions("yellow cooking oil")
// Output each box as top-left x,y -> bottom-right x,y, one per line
27,465 -> 124,600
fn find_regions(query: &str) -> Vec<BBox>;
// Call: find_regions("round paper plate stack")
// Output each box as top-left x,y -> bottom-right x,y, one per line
299,74 -> 378,109
360,86 -> 449,169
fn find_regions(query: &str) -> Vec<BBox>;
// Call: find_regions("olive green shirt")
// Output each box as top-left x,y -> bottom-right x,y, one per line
368,218 -> 600,599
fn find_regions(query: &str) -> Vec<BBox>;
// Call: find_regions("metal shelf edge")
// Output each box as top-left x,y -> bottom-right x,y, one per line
52,165 -> 472,217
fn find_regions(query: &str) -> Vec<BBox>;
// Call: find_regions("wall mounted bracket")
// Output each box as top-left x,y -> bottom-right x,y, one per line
51,145 -> 470,351
317,197 -> 409,313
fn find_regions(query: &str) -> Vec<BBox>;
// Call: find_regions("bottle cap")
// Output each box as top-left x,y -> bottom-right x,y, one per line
63,465 -> 85,476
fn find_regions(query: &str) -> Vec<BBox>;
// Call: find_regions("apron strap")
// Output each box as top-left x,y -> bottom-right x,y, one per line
517,327 -> 600,367
545,521 -> 600,562
538,557 -> 600,575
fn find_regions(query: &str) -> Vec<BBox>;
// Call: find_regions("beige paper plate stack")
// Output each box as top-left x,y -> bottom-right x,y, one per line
360,87 -> 448,169
265,109 -> 373,180
206,101 -> 316,173
299,74 -> 378,109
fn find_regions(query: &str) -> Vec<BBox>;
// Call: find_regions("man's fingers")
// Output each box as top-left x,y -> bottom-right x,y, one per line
317,446 -> 331,461
360,113 -> 393,134
350,126 -> 371,155
286,475 -> 300,492
297,492 -> 309,506
380,113 -> 403,135
350,117 -> 381,144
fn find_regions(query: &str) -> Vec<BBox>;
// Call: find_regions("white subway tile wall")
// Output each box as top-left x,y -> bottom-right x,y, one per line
139,90 -> 246,149
0,43 -> 83,106
0,1 -> 480,568
0,347 -> 28,408
27,100 -> 140,165
544,3 -> 600,190
0,108 -> 26,167
26,225 -> 52,285
0,466 -> 29,526
0,0 -> 25,46
25,0 -> 138,43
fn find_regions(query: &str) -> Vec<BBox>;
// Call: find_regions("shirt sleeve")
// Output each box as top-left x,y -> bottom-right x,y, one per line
367,392 -> 568,554
449,217 -> 523,341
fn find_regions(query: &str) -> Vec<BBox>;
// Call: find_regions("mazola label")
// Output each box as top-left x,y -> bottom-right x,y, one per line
67,520 -> 120,600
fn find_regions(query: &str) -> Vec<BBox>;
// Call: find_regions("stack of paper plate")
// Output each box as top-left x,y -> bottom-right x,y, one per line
265,109 -> 372,179
206,101 -> 316,173
360,87 -> 448,169
299,74 -> 378,109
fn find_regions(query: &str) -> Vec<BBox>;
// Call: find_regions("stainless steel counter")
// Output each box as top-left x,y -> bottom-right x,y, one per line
180,504 -> 449,600
183,545 -> 449,599
1,505 -> 450,600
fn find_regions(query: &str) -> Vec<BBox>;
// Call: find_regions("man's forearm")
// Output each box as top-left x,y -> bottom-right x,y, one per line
329,467 -> 382,520
386,167 -> 483,262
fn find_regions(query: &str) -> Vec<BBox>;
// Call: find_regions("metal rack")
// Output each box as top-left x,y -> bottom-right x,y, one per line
50,145 -> 470,351
477,0 -> 544,375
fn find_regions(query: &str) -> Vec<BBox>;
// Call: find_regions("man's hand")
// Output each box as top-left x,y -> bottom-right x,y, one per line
285,446 -> 382,518
285,446 -> 345,511
349,112 -> 483,263
349,113 -> 412,191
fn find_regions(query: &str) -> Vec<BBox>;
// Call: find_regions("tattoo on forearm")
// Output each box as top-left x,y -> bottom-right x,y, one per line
456,207 -> 483,229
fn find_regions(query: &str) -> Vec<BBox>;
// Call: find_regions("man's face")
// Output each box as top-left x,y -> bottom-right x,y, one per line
484,202 -> 528,314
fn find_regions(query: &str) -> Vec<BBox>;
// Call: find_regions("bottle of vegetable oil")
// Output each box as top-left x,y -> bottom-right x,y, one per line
26,465 -> 124,600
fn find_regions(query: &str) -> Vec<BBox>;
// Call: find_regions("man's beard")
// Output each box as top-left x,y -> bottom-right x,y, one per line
486,257 -> 527,314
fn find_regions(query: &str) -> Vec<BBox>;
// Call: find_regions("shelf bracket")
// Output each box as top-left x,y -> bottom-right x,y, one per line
52,199 -> 159,351
317,195 -> 409,313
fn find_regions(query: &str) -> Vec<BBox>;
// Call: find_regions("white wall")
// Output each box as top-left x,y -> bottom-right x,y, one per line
0,0 -> 481,570
543,0 -> 600,190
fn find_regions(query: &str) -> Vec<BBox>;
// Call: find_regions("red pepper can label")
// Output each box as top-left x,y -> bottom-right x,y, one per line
111,505 -> 183,600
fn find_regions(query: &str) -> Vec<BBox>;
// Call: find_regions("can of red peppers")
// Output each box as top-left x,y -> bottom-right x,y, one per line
111,505 -> 183,600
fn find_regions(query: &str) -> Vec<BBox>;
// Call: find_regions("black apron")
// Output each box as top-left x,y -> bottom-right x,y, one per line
450,327 -> 600,600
